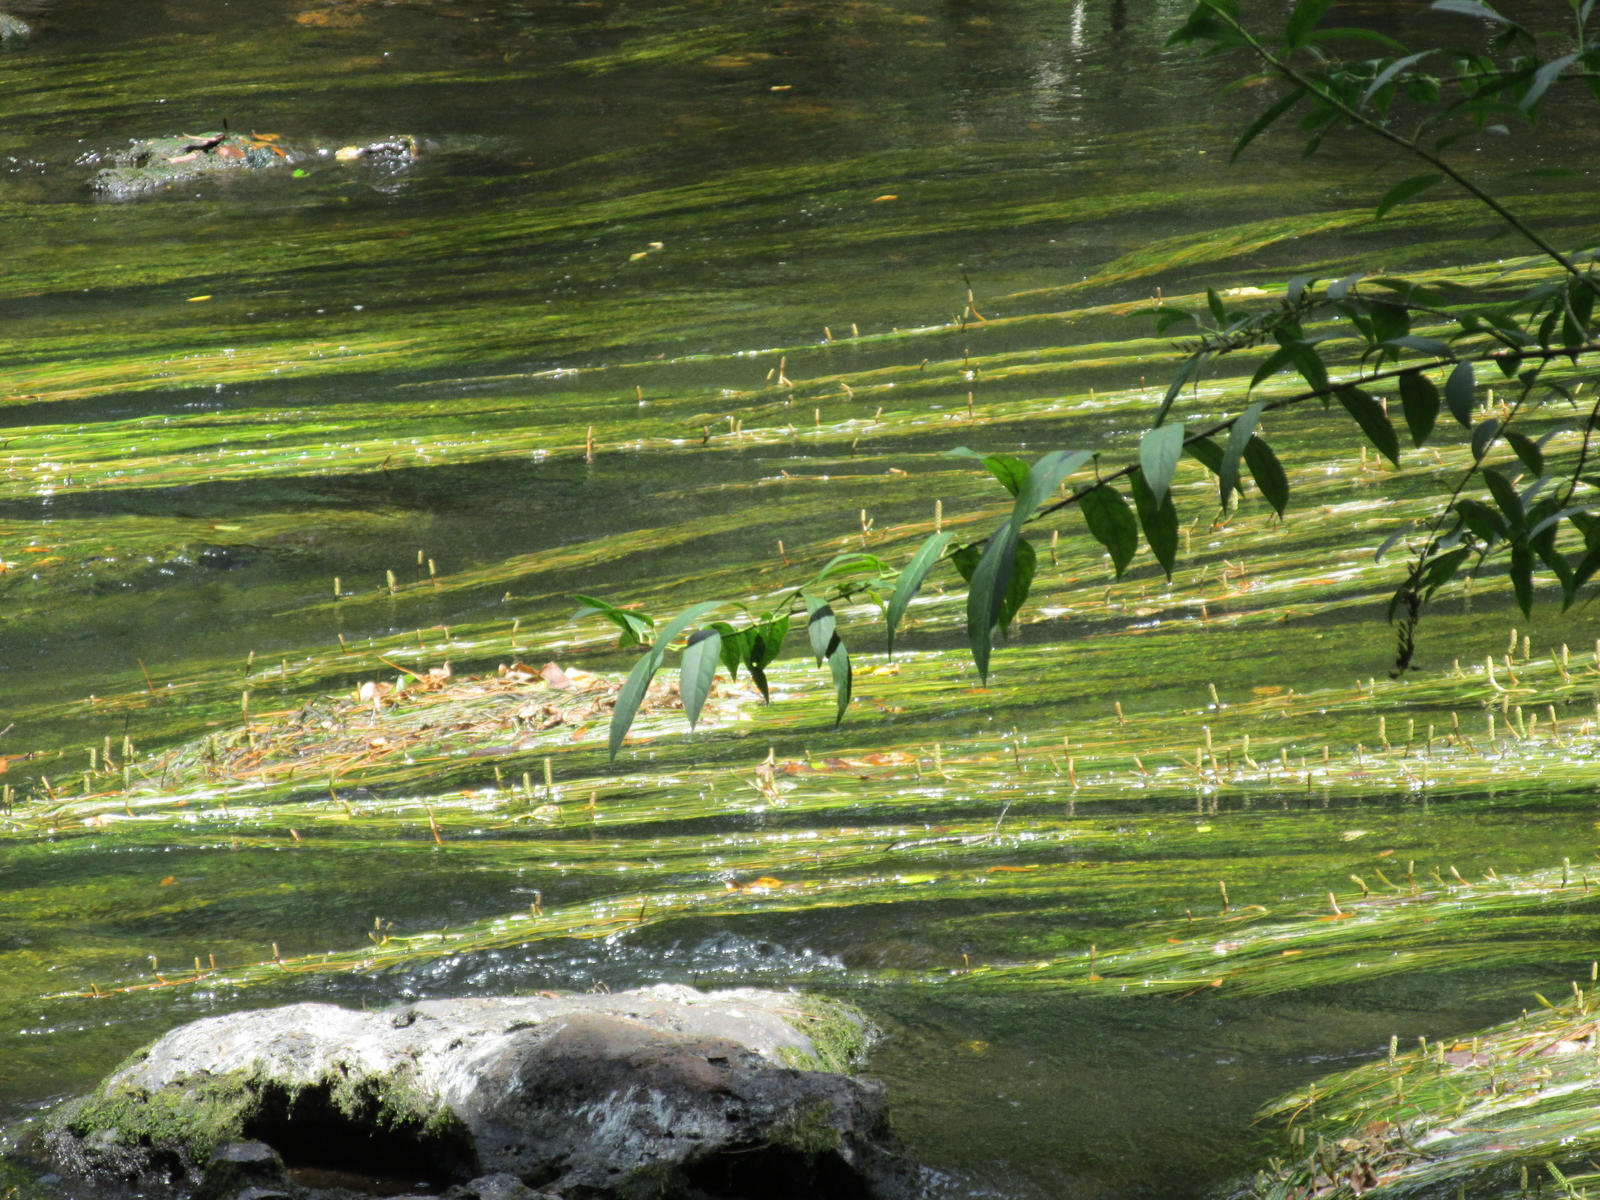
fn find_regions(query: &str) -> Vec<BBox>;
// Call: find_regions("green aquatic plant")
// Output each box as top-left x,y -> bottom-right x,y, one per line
582,0 -> 1600,759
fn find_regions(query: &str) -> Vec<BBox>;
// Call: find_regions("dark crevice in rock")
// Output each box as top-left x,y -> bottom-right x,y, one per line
242,1081 -> 476,1192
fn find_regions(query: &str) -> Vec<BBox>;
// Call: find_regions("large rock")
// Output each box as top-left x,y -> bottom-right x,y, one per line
36,986 -> 912,1200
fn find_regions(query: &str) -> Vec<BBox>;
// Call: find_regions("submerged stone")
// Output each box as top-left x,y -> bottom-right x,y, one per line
35,986 -> 912,1200
0,12 -> 29,46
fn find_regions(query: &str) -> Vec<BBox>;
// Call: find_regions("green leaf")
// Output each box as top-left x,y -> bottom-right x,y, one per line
1244,437 -> 1290,517
1139,422 -> 1186,504
1232,86 -> 1309,161
711,622 -> 752,681
679,629 -> 722,730
1080,485 -> 1139,577
948,448 -> 1030,498
1445,360 -> 1476,425
1361,53 -> 1436,112
1206,286 -> 1228,324
1284,0 -> 1333,47
606,601 -> 722,761
1471,417 -> 1500,462
1339,387 -> 1400,467
997,535 -> 1037,634
809,551 -> 889,585
1510,542 -> 1535,617
1014,449 -> 1094,522
1130,468 -> 1179,580
1221,400 -> 1266,507
1504,429 -> 1545,476
1521,51 -> 1578,111
1483,468 -> 1526,531
1185,437 -> 1226,478
571,594 -> 654,648
951,542 -> 980,583
805,599 -> 838,666
965,519 -> 1016,684
1431,0 -> 1515,26
825,639 -> 852,726
886,531 -> 952,657
609,653 -> 662,763
1398,370 -> 1440,446
1155,352 -> 1208,427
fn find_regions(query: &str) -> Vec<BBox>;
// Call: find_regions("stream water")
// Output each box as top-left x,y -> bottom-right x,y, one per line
5,1 -> 1600,1197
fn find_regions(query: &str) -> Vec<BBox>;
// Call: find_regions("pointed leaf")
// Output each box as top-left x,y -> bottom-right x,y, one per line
1504,429 -> 1545,476
1155,352 -> 1208,427
1139,422 -> 1186,503
1483,468 -> 1526,531
997,536 -> 1037,634
1471,417 -> 1500,462
1232,86 -> 1309,161
1014,450 -> 1094,527
1375,172 -> 1443,220
1510,543 -> 1535,617
947,448 -> 1029,498
679,629 -> 722,730
825,639 -> 852,726
805,600 -> 838,666
1338,386 -> 1401,466
1130,467 -> 1179,580
1243,437 -> 1290,517
886,531 -> 953,657
1521,52 -> 1578,111
609,652 -> 662,762
1080,485 -> 1138,577
1185,437 -> 1226,478
1397,370 -> 1440,446
966,520 -> 1016,683
1445,360 -> 1476,426
711,622 -> 752,681
1221,400 -> 1267,507
1206,287 -> 1228,324
1285,0 -> 1333,46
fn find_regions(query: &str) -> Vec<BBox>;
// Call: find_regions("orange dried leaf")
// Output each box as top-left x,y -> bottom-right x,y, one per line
158,875 -> 178,887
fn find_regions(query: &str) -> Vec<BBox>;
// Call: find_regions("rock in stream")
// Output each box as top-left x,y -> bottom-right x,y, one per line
31,986 -> 913,1200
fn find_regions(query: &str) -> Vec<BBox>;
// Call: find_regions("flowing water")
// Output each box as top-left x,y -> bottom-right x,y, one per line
4,0 -> 1600,1197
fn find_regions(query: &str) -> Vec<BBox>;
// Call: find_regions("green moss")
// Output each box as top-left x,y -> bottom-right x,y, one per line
60,1070 -> 257,1162
770,1098 -> 845,1157
778,996 -> 877,1074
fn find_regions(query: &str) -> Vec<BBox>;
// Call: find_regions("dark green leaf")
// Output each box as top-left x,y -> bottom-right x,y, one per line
1521,52 -> 1578,111
886,531 -> 952,657
1186,438 -> 1224,478
1510,542 -> 1534,617
1445,360 -> 1476,425
1454,498 -> 1507,544
1206,287 -> 1228,324
1156,352 -> 1209,427
1244,436 -> 1290,517
951,542 -> 980,583
710,622 -> 752,681
1232,86 -> 1309,161
1080,485 -> 1139,577
1418,546 -> 1471,595
1130,468 -> 1179,580
679,629 -> 722,730
997,536 -> 1037,634
571,594 -> 654,648
1284,0 -> 1333,46
1139,422 -> 1185,504
805,599 -> 838,666
1471,417 -> 1500,462
1398,370 -> 1440,446
1504,429 -> 1545,476
1362,54 -> 1436,112
609,653 -> 661,763
965,519 -> 1016,683
1338,387 -> 1401,466
1221,400 -> 1266,508
1483,468 -> 1526,531
948,448 -> 1030,498
825,639 -> 852,726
